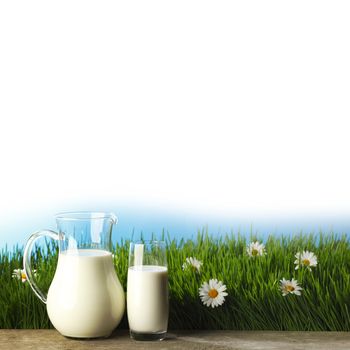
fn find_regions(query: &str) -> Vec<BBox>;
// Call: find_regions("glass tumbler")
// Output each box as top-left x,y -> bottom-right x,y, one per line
127,240 -> 169,341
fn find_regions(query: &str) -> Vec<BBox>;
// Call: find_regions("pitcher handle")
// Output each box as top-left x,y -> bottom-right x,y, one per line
23,230 -> 59,304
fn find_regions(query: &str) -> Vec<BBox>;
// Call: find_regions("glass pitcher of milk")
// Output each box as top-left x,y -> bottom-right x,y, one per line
23,212 -> 125,338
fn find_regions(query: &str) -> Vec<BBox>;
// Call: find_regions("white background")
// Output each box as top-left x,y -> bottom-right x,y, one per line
1,1 -> 350,232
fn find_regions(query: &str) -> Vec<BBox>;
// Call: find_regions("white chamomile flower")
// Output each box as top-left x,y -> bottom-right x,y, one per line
182,257 -> 203,272
280,278 -> 302,296
12,268 -> 37,283
12,269 -> 27,283
294,251 -> 317,271
199,279 -> 228,308
246,241 -> 266,257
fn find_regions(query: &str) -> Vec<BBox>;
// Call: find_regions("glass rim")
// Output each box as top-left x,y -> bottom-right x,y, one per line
55,211 -> 117,223
130,239 -> 166,245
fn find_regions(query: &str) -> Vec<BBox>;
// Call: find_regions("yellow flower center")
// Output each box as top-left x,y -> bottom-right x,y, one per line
208,289 -> 219,298
286,285 -> 295,292
21,272 -> 27,280
302,259 -> 310,266
252,249 -> 259,256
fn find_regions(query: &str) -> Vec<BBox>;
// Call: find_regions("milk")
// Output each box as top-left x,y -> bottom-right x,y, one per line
47,249 -> 125,338
127,265 -> 168,333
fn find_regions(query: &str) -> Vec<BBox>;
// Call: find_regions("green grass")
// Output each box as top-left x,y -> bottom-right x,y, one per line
1,231 -> 349,330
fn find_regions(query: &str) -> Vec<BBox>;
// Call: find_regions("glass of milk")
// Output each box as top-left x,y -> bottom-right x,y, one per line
127,240 -> 169,341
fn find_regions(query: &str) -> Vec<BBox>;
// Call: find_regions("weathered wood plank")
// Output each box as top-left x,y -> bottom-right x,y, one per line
0,330 -> 349,350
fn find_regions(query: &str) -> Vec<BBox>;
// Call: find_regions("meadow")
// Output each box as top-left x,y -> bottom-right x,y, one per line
0,231 -> 349,330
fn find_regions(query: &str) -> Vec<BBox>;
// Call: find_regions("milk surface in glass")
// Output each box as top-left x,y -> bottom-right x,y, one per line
127,265 -> 169,333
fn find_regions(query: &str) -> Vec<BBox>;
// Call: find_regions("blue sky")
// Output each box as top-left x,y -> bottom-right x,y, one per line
0,1 -> 350,250
1,202 -> 349,249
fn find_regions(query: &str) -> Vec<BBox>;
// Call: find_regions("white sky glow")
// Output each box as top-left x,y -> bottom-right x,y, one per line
0,1 -> 350,225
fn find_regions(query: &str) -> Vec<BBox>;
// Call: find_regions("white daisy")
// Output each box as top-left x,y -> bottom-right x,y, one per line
182,257 -> 203,272
12,269 -> 28,283
280,278 -> 302,296
294,251 -> 317,271
12,268 -> 36,283
199,279 -> 228,308
246,241 -> 266,257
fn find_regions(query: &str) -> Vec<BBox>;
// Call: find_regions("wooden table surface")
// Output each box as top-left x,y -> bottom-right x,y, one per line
0,330 -> 350,350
